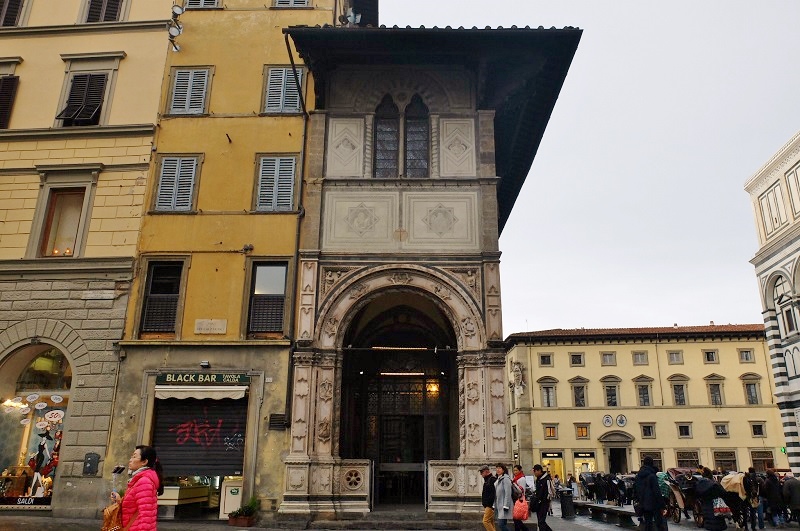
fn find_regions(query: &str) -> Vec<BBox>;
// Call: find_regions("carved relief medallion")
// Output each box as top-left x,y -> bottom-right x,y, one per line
422,203 -> 458,237
319,378 -> 334,402
345,203 -> 379,236
466,381 -> 479,403
460,317 -> 476,338
323,317 -> 339,338
317,417 -> 331,443
388,272 -> 413,285
467,422 -> 481,445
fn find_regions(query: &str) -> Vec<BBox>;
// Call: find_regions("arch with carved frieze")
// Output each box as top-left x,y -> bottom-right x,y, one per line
314,264 -> 486,352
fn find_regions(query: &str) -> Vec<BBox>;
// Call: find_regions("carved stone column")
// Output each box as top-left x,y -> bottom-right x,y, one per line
483,351 -> 509,461
459,353 -> 488,460
281,351 -> 316,511
309,351 -> 337,500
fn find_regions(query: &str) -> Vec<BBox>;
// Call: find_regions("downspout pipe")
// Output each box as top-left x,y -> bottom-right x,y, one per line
283,32 -> 310,425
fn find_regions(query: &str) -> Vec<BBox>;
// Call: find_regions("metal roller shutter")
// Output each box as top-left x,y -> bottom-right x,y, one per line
152,397 -> 247,476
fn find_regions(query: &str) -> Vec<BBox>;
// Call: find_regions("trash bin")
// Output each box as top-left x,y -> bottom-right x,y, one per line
560,488 -> 576,519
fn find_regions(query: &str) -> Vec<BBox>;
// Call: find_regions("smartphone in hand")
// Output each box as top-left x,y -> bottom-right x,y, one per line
112,465 -> 125,475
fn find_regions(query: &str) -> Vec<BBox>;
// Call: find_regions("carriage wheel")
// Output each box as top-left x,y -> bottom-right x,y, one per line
693,501 -> 704,528
669,493 -> 682,523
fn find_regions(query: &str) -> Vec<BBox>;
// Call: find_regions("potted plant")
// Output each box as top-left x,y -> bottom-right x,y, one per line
228,496 -> 259,527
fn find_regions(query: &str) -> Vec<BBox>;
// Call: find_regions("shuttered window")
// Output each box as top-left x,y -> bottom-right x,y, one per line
186,0 -> 219,7
264,67 -> 303,113
0,75 -> 19,129
155,157 -> 198,211
56,73 -> 107,127
153,397 -> 247,476
0,0 -> 23,26
274,0 -> 309,6
256,157 -> 295,211
248,263 -> 286,334
85,0 -> 122,22
141,262 -> 183,333
170,69 -> 210,115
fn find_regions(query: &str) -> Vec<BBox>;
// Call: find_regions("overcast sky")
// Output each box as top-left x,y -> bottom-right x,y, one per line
381,0 -> 800,335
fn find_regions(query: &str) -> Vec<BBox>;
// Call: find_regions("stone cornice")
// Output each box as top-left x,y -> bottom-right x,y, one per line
744,129 -> 800,194
0,20 -> 168,38
0,124 -> 155,141
0,257 -> 134,280
0,163 -> 149,176
119,339 -> 292,348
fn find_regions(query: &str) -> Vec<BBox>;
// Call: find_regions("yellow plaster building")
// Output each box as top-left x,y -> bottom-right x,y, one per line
0,0 -> 169,517
505,325 -> 788,479
109,0 -> 344,520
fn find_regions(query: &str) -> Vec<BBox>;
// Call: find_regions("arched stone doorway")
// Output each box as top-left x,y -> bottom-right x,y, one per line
598,430 -> 634,474
339,292 -> 458,505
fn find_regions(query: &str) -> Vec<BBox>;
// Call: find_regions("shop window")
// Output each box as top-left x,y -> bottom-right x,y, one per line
140,262 -> 184,333
640,451 -> 662,470
751,450 -> 774,472
264,66 -> 303,113
0,75 -> 18,128
713,451 -> 737,473
168,68 -> 210,115
575,424 -> 589,439
155,156 -> 199,211
632,351 -> 648,365
668,350 -> 683,364
247,263 -> 287,335
641,424 -> 655,438
0,346 -> 70,507
544,425 -> 558,439
601,351 -> 616,366
676,450 -> 699,468
0,0 -> 23,26
750,422 -> 766,438
739,349 -> 754,363
713,423 -> 729,438
570,353 -> 584,367
256,156 -> 295,211
677,423 -> 692,438
703,350 -> 719,364
84,0 -> 122,22
56,73 -> 107,127
38,189 -> 85,257
538,353 -> 553,367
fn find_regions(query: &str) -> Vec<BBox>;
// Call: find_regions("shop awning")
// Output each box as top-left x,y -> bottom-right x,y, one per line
154,385 -> 247,400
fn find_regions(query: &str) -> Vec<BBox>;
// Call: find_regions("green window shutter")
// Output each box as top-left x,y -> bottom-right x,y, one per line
1,0 -> 23,27
274,0 -> 309,6
86,0 -> 121,22
0,75 -> 19,129
186,0 -> 219,8
56,73 -> 107,126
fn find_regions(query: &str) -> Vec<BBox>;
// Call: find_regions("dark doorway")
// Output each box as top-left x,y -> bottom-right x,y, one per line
609,448 -> 628,474
339,294 -> 458,506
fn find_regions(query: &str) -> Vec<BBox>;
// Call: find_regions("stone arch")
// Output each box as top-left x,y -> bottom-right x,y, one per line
764,270 -> 793,310
0,319 -> 89,379
315,264 -> 486,351
598,430 -> 635,443
352,70 -> 451,114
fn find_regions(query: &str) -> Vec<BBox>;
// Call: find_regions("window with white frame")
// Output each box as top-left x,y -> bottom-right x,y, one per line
264,66 -> 303,113
741,373 -> 762,405
759,182 -> 789,238
169,69 -> 210,115
738,349 -> 755,363
677,423 -> 692,438
672,383 -> 687,406
256,156 -> 295,211
570,352 -> 584,367
703,350 -> 719,364
601,351 -> 616,366
572,383 -> 587,408
633,351 -> 648,365
668,350 -> 683,364
637,384 -> 651,406
186,0 -> 219,7
706,378 -> 724,406
155,157 -> 199,211
713,423 -> 729,437
605,384 -> 619,407
541,385 -> 556,408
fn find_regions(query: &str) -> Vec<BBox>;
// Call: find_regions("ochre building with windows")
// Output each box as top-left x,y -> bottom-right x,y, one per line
505,325 -> 788,479
746,130 -> 800,474
0,0 -> 169,517
108,0 -> 336,521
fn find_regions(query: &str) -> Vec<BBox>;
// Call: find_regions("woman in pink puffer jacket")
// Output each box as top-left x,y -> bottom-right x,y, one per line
111,445 -> 163,530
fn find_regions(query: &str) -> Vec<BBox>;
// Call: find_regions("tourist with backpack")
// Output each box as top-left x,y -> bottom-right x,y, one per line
511,465 -> 530,530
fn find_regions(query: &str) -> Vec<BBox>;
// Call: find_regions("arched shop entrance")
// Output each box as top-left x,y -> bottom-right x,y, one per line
339,293 -> 458,505
0,345 -> 71,508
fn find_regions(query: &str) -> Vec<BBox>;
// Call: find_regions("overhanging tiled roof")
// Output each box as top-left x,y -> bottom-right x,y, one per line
506,324 -> 766,345
284,25 -> 581,233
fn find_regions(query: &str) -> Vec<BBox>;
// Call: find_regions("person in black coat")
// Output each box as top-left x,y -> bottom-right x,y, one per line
635,456 -> 666,531
764,469 -> 785,527
594,472 -> 607,504
696,467 -> 727,531
479,465 -> 497,531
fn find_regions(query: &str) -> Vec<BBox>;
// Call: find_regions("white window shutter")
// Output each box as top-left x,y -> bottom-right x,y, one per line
274,0 -> 309,6
265,69 -> 286,113
156,158 -> 180,210
282,68 -> 303,112
170,71 -> 191,114
275,158 -> 296,211
186,0 -> 219,7
174,158 -> 197,211
187,70 -> 209,114
257,157 -> 277,210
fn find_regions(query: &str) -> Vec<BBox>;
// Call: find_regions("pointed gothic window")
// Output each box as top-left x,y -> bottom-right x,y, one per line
373,95 -> 399,178
404,94 -> 429,178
